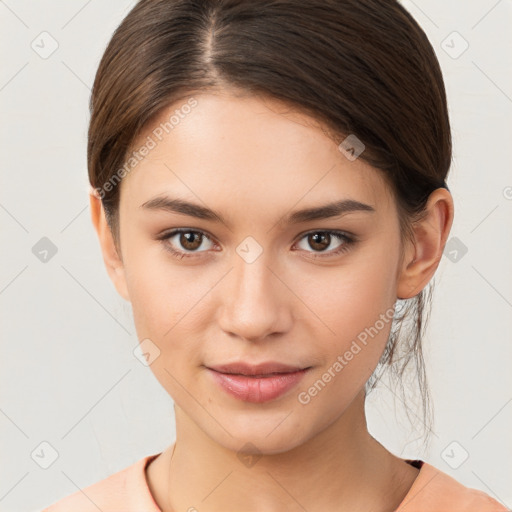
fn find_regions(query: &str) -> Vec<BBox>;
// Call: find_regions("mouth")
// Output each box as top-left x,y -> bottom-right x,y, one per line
205,362 -> 312,403
207,361 -> 309,376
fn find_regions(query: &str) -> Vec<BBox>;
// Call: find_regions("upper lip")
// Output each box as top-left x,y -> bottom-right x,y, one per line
207,362 -> 309,376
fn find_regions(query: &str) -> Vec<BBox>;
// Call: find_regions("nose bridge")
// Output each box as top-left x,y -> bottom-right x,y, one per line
217,240 -> 290,340
230,233 -> 277,293
234,248 -> 273,300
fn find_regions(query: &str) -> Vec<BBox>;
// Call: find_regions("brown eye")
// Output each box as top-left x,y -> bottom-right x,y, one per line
308,232 -> 331,251
159,229 -> 215,259
179,231 -> 203,251
295,230 -> 355,258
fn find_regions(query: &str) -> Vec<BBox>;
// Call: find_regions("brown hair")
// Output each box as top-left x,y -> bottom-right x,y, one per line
88,0 -> 452,442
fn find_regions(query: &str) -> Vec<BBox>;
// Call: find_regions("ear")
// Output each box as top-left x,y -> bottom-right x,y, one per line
396,187 -> 454,299
89,188 -> 130,302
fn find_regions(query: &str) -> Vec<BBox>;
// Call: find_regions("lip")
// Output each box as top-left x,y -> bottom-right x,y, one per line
208,361 -> 307,376
205,362 -> 311,403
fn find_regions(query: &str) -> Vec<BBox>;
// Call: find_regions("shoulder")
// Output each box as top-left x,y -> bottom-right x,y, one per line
397,460 -> 509,512
40,453 -> 161,512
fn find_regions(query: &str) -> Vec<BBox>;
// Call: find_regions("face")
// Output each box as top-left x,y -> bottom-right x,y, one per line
112,91 -> 408,454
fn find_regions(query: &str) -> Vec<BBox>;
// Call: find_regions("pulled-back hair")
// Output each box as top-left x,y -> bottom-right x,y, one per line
88,0 -> 452,443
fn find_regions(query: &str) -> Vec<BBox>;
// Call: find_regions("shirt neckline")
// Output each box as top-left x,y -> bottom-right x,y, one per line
139,452 -> 427,512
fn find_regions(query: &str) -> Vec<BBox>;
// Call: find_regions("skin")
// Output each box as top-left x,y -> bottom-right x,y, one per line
90,90 -> 454,512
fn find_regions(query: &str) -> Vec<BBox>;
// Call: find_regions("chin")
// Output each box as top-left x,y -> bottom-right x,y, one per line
219,430 -> 308,457
200,409 -> 313,456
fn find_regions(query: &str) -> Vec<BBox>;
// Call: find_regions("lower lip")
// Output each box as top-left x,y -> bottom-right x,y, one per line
207,368 -> 309,403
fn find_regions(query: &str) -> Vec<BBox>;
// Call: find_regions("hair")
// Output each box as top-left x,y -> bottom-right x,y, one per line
88,0 -> 452,445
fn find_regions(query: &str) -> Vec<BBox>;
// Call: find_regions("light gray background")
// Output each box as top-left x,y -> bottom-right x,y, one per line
1,1 -> 511,511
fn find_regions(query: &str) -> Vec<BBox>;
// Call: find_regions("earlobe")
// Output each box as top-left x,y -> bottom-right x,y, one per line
396,188 -> 454,299
89,189 -> 131,302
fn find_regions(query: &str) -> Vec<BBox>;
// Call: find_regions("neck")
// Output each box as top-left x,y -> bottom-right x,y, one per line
146,391 -> 419,512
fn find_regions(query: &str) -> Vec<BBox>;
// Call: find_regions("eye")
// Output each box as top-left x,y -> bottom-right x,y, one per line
157,228 -> 356,260
294,230 -> 355,258
158,229 -> 215,259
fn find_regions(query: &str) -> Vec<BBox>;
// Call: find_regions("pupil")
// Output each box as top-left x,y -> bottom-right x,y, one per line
311,233 -> 329,251
182,232 -> 200,250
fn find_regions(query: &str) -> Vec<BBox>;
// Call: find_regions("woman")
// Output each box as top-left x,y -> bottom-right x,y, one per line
42,0 -> 507,510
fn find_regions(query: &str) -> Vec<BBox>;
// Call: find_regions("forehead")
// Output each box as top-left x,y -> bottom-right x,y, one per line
120,92 -> 395,220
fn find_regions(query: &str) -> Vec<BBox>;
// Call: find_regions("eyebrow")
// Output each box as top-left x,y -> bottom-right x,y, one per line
140,195 -> 376,226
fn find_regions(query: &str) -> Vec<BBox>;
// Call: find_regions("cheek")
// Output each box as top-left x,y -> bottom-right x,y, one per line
297,282 -> 395,416
125,257 -> 206,398
299,251 -> 397,392
122,243 -> 184,342
306,256 -> 396,342
121,238 -> 233,407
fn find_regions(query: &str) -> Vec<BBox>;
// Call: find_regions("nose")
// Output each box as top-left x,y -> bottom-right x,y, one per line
216,250 -> 293,343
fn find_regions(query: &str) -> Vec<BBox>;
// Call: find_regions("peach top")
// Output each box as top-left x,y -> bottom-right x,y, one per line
41,453 -> 508,511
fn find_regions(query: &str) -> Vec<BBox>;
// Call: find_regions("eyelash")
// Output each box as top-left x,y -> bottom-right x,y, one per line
157,228 -> 357,260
